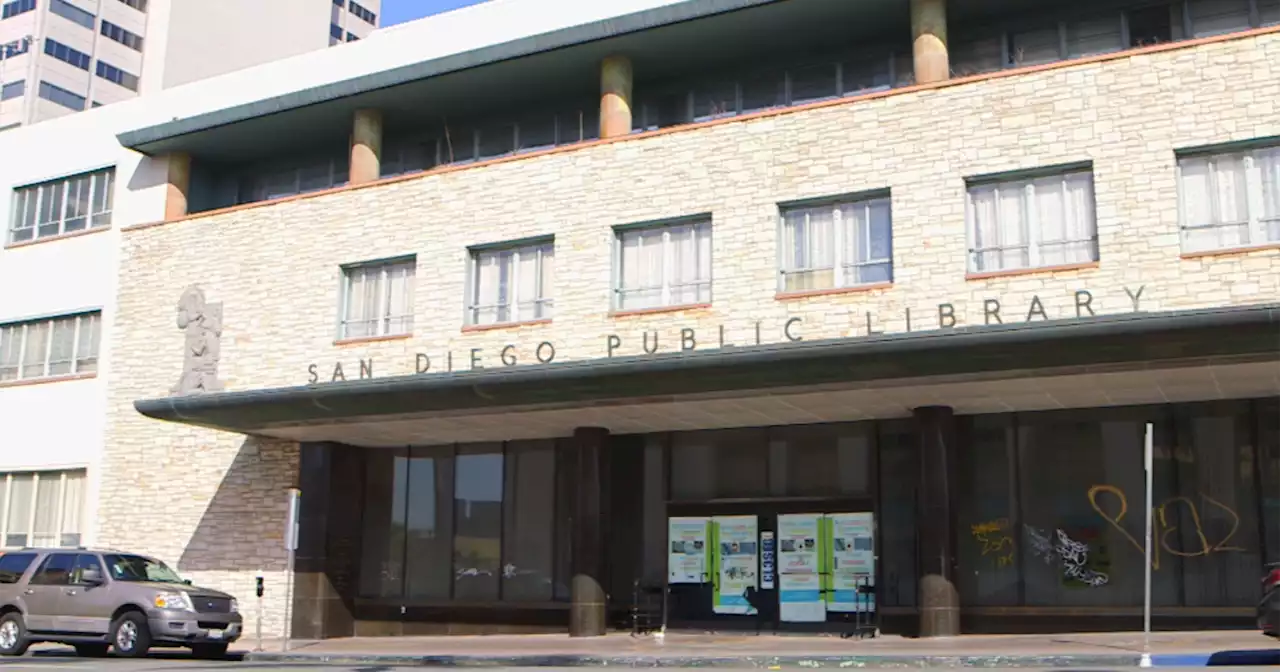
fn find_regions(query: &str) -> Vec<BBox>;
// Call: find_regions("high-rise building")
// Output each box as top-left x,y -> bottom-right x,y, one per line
0,0 -> 380,130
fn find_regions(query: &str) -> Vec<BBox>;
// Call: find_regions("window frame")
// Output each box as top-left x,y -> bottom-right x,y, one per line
1175,143 -> 1280,254
465,237 -> 555,327
964,165 -> 1099,274
0,469 -> 87,549
0,311 -> 101,382
337,256 -> 417,341
777,191 -> 894,293
612,216 -> 714,312
8,168 -> 114,243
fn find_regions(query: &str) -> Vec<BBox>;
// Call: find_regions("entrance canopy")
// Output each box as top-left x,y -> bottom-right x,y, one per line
134,305 -> 1280,447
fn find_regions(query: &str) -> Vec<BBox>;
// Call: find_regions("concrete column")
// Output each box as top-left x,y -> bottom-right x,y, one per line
349,108 -> 383,185
570,426 -> 609,637
163,152 -> 191,221
914,405 -> 960,637
911,0 -> 950,84
599,55 -> 633,139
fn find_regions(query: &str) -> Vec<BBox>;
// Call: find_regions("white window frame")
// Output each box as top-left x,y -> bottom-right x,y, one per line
0,469 -> 85,549
612,218 -> 713,312
964,169 -> 1099,274
777,195 -> 894,292
1176,146 -> 1280,253
8,168 -> 115,243
338,258 -> 416,340
0,312 -> 100,383
465,239 -> 555,326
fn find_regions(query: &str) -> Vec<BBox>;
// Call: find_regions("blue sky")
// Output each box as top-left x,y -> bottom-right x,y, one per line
381,0 -> 492,26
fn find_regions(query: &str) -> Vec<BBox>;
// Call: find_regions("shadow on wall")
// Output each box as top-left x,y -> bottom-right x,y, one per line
178,436 -> 299,573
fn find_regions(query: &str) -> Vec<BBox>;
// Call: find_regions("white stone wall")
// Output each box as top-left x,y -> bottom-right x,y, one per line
100,31 -> 1280,635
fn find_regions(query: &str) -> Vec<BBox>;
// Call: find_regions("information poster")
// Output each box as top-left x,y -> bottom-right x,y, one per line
760,531 -> 776,590
828,513 -> 875,613
667,517 -> 709,584
711,515 -> 758,615
776,513 -> 825,622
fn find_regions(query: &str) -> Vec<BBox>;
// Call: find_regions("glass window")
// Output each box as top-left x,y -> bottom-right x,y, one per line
1187,0 -> 1252,37
31,474 -> 62,547
1261,0 -> 1280,26
841,54 -> 893,95
405,447 -> 453,599
1258,399 -> 1280,564
30,553 -> 75,586
339,258 -> 415,339
96,61 -> 140,92
767,424 -> 870,497
877,420 -> 918,607
0,312 -> 102,382
103,554 -> 184,582
50,0 -> 95,29
0,80 -> 23,102
71,553 -> 102,584
950,35 -> 1004,76
43,39 -> 90,70
516,114 -> 556,152
101,20 -> 144,51
0,470 -> 84,549
5,474 -> 33,547
476,122 -> 515,160
1008,26 -> 1061,67
615,219 -> 712,311
60,471 -> 83,547
1065,14 -> 1123,58
358,449 -> 408,598
501,441 -> 556,602
2,0 -> 37,19
692,79 -> 737,122
1177,146 -> 1280,253
967,169 -> 1098,273
670,429 -> 768,500
789,62 -> 838,104
740,69 -> 785,113
956,415 -> 1019,606
0,552 -> 36,583
381,136 -> 439,178
467,240 -> 554,326
9,169 -> 114,242
453,446 -> 504,601
780,195 -> 892,292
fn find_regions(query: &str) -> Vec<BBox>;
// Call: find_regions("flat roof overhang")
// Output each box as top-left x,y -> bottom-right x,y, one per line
134,304 -> 1280,445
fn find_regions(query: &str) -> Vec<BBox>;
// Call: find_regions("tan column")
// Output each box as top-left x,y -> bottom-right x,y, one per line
599,55 -> 633,139
349,108 -> 383,185
911,0 -> 950,85
163,152 -> 191,221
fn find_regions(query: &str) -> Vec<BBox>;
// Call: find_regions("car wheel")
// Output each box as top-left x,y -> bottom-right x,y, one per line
191,643 -> 229,660
74,643 -> 110,657
0,612 -> 30,657
110,611 -> 152,658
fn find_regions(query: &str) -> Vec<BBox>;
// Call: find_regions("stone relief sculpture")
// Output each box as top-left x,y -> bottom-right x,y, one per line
172,286 -> 225,395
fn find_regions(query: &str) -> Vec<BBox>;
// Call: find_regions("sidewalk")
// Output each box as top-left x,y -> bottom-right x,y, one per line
240,630 -> 1280,667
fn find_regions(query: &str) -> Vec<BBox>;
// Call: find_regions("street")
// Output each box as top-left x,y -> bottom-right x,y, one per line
0,662 -> 1272,672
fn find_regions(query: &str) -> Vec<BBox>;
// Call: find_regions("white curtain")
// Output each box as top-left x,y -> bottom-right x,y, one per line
969,184 -> 1029,271
619,228 -> 665,310
344,267 -> 384,337
1180,155 -> 1250,252
1034,173 -> 1096,265
6,474 -> 33,547
22,322 -> 49,379
91,169 -> 114,227
1258,149 -> 1280,243
844,199 -> 893,284
515,247 -> 541,321
76,313 -> 100,373
782,208 -> 834,291
0,325 -> 20,381
63,175 -> 91,232
383,264 -> 415,335
60,471 -> 84,547
46,317 -> 77,376
472,252 -> 505,325
669,223 -> 711,305
538,245 -> 555,318
32,474 -> 61,548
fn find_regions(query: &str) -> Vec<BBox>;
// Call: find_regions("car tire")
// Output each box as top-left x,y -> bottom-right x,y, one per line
191,643 -> 229,660
109,611 -> 152,658
0,612 -> 30,657
74,643 -> 110,657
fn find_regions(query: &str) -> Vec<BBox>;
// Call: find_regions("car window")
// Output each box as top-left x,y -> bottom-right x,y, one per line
71,553 -> 104,585
103,554 -> 185,584
29,553 -> 76,586
0,553 -> 37,584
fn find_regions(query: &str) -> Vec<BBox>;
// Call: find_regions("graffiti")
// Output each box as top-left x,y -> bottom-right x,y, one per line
970,518 -> 1016,567
1023,524 -> 1109,587
1087,485 -> 1245,570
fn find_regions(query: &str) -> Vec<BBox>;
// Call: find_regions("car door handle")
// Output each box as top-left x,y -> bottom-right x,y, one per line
64,589 -> 77,596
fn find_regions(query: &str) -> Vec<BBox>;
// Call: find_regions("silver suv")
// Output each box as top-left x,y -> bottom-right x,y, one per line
0,548 -> 242,659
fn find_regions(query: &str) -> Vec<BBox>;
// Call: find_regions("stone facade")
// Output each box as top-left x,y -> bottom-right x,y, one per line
100,31 -> 1280,637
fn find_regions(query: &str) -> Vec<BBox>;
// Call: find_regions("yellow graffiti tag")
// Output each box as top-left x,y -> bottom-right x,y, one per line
970,518 -> 1016,568
1086,485 -> 1244,571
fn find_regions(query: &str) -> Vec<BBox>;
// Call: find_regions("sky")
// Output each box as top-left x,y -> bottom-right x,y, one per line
381,0 -> 493,26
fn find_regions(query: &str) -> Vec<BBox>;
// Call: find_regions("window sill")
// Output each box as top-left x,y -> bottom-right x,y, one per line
334,333 -> 412,347
462,318 -> 552,333
965,261 -> 1099,281
610,302 -> 712,318
775,282 -> 893,301
1180,241 -> 1280,259
4,225 -> 111,250
0,372 -> 96,389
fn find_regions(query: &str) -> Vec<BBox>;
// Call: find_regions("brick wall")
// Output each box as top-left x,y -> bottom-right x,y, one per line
99,31 -> 1280,636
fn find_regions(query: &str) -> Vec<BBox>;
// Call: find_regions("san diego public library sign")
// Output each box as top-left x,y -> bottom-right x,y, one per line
305,286 -> 1150,384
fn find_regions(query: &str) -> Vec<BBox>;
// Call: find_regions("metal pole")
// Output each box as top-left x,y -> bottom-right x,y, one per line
1139,422 -> 1154,668
254,571 -> 264,652
282,488 -> 301,652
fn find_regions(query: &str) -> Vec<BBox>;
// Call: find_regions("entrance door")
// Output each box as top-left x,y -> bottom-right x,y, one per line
775,512 -> 876,628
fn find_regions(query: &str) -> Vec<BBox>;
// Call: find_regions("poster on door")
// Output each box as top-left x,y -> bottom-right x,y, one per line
776,513 -> 825,622
711,515 -> 758,615
778,572 -> 826,622
667,517 -> 709,584
828,513 -> 875,613
776,513 -> 820,575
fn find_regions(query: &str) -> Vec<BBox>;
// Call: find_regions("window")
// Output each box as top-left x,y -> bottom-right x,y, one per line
50,0 -> 94,29
1187,0 -> 1252,37
100,20 -> 142,50
9,168 -> 113,242
329,23 -> 342,40
37,80 -> 85,110
1,469 -> 86,548
1065,14 -> 1124,58
0,312 -> 100,382
339,258 -> 415,340
2,36 -> 30,58
779,194 -> 892,293
43,38 -> 90,70
242,155 -> 347,203
0,80 -> 22,101
332,0 -> 344,6
453,445 -> 504,601
30,553 -> 75,585
114,0 -> 146,11
346,32 -> 358,42
95,60 -> 138,91
466,239 -> 554,326
1262,0 -> 1280,25
1177,145 -> 1280,253
614,218 -> 712,311
1008,26 -> 1061,66
1,0 -> 35,19
0,552 -> 35,583
966,168 -> 1098,273
348,0 -> 376,24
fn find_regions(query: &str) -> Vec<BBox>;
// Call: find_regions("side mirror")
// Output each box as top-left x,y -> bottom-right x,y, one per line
80,567 -> 104,585
183,579 -> 193,586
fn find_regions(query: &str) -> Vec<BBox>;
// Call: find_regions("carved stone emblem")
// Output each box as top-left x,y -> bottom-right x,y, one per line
172,286 -> 224,395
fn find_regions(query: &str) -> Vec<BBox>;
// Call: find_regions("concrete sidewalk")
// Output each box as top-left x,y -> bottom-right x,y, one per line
239,630 -> 1280,667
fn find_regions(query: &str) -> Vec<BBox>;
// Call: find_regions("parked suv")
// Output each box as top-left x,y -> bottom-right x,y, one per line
0,548 -> 242,659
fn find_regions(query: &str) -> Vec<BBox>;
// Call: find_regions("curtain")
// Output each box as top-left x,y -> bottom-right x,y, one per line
516,247 -> 541,321
60,471 -> 84,547
970,184 -> 1029,271
669,224 -> 711,305
782,207 -> 834,291
1258,149 -> 1280,243
46,317 -> 77,376
6,474 -> 33,547
846,199 -> 893,284
37,182 -> 64,238
471,251 -> 505,325
75,313 -> 100,373
32,474 -> 61,548
619,228 -> 664,310
0,325 -> 20,381
383,264 -> 414,335
344,267 -> 384,337
63,175 -> 90,232
22,322 -> 49,379
1034,173 -> 1096,265
538,245 -> 555,318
